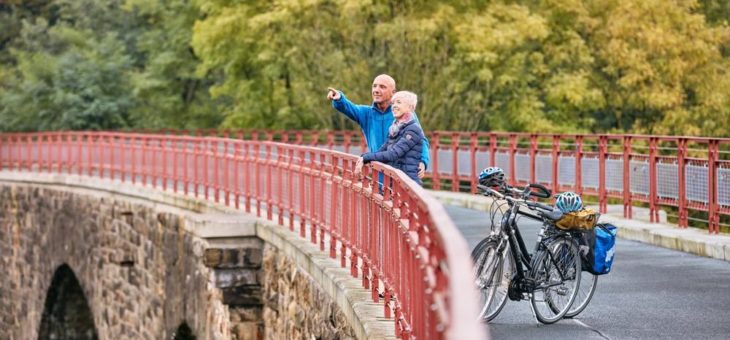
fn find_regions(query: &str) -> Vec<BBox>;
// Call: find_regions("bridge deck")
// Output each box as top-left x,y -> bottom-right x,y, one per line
444,203 -> 730,339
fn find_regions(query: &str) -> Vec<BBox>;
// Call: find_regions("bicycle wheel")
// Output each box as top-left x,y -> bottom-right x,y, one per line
564,271 -> 598,318
471,237 -> 512,322
530,237 -> 581,324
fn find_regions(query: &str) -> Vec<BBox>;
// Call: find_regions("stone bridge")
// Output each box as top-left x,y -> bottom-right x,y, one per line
3,130 -> 729,340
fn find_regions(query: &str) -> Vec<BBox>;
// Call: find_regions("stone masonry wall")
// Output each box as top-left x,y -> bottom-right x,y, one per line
204,238 -> 265,340
261,243 -> 355,340
0,175 -> 372,340
0,184 -> 230,340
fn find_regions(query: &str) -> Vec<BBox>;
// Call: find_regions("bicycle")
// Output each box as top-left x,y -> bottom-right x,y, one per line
471,183 -> 582,324
479,193 -> 599,319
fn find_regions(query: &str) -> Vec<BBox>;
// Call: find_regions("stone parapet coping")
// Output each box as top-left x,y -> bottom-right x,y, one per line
0,171 -> 394,339
428,189 -> 730,262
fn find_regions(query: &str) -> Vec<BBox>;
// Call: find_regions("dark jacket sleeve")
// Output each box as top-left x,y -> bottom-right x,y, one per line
361,142 -> 388,162
362,128 -> 422,163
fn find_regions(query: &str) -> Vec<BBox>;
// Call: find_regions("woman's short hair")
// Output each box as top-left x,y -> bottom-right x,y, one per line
392,91 -> 417,111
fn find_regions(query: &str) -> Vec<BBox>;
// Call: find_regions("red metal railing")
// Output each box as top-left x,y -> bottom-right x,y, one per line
158,129 -> 730,234
0,132 -> 485,340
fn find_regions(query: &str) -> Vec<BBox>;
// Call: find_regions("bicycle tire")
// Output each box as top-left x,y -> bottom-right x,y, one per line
471,237 -> 512,322
530,236 -> 581,324
564,271 -> 598,318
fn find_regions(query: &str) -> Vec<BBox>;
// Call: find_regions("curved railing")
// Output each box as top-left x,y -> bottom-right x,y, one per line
0,132 -> 485,340
152,129 -> 730,234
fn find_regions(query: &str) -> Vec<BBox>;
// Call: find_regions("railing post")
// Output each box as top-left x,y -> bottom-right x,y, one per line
160,138 -> 166,190
266,143 -> 273,220
575,135 -> 583,195
551,135 -> 560,194
509,134 -> 517,187
288,148 -> 296,231
599,136 -> 608,214
276,146 -> 285,225
310,151 -> 319,245
341,158 -> 352,269
213,140 -> 221,203
310,131 -> 320,146
469,133 -> 478,194
451,132 -> 459,192
708,140 -> 720,234
243,143 -> 251,212
78,133 -> 85,175
432,132 -> 441,190
64,133 -> 71,174
299,148 -> 306,237
0,135 -> 4,170
204,139 -> 210,200
649,137 -> 658,223
623,136 -> 633,219
326,131 -> 334,150
252,142 -> 260,213
343,131 -> 352,154
88,134 -> 94,177
42,133 -> 48,173
529,135 -> 537,184
677,138 -> 688,228
489,133 -> 496,167
329,154 -> 338,258
233,141 -> 241,209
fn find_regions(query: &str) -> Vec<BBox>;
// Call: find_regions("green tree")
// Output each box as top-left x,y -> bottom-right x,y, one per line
1,0 -> 729,136
1,22 -> 134,130
0,0 -> 137,131
124,0 -> 221,129
582,0 -> 730,136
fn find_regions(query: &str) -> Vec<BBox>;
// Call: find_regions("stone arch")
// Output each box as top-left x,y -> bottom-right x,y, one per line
38,264 -> 99,340
172,322 -> 196,340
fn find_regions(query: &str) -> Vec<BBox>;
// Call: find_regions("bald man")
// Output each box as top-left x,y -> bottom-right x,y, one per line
327,74 -> 430,177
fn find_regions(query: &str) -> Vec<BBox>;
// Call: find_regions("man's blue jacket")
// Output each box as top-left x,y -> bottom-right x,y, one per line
362,119 -> 424,185
332,92 -> 430,169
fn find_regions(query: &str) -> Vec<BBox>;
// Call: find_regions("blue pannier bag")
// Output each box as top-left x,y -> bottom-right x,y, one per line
579,223 -> 617,275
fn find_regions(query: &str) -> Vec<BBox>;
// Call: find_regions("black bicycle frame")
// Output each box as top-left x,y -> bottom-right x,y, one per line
502,202 -> 534,284
500,200 -> 571,289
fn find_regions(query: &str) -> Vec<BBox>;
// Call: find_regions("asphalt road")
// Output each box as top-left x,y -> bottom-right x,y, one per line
445,205 -> 730,340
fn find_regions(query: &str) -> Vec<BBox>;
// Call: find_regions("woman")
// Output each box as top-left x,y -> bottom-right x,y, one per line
354,91 -> 425,186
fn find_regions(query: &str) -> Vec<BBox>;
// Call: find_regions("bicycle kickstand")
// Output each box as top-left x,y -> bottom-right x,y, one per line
528,293 -> 540,325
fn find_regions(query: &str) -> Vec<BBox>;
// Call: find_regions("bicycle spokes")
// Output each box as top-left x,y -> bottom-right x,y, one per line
530,238 -> 582,324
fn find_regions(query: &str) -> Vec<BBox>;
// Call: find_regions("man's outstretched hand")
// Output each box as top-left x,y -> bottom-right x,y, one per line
327,87 -> 341,101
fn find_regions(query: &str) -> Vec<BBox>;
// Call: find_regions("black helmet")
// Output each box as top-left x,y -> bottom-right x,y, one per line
478,167 -> 505,187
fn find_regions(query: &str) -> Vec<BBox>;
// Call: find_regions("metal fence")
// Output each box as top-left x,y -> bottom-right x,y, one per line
152,129 -> 730,234
0,131 -> 485,340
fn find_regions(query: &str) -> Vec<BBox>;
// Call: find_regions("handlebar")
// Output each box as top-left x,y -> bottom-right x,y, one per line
526,200 -> 553,211
527,183 -> 552,199
526,201 -> 564,220
477,184 -> 563,221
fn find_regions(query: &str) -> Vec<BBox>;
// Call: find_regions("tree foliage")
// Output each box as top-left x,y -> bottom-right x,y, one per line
1,0 -> 728,136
